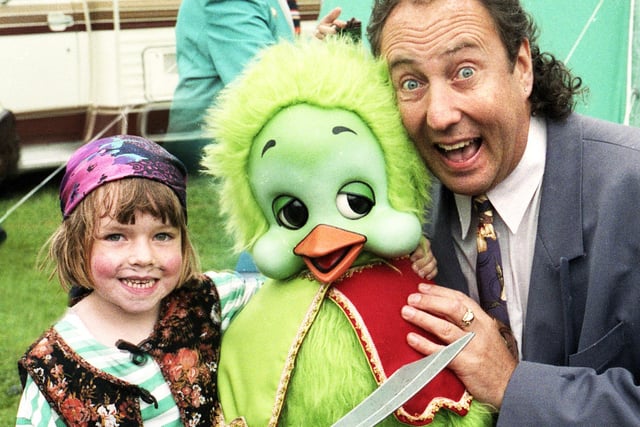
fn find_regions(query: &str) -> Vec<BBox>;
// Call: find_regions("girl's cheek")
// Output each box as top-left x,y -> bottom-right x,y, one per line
164,254 -> 184,275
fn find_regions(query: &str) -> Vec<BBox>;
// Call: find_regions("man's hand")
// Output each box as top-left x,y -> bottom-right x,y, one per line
401,283 -> 518,408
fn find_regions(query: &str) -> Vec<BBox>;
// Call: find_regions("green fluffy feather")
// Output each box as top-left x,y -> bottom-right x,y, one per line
201,38 -> 430,253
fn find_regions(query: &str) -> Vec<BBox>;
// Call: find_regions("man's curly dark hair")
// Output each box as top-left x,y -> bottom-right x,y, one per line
367,0 -> 584,121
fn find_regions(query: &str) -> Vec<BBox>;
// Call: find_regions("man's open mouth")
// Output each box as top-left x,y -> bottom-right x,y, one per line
436,137 -> 482,162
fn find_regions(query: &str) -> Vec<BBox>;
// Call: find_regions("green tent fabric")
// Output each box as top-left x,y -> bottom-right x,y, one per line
318,0 -> 639,126
522,0 -> 639,126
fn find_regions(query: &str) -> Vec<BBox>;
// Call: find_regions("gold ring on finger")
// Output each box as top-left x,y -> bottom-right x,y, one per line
461,307 -> 475,327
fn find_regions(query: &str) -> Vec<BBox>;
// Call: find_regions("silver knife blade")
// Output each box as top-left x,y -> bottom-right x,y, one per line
331,332 -> 474,427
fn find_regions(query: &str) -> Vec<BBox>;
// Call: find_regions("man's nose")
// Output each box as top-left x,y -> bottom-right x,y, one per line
425,83 -> 462,131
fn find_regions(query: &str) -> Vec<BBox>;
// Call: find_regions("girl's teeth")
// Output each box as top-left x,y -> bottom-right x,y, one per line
123,279 -> 154,289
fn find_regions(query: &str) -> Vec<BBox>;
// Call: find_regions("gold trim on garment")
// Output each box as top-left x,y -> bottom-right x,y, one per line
268,281 -> 332,426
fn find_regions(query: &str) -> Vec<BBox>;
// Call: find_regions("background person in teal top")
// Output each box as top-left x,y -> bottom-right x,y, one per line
166,0 -> 295,172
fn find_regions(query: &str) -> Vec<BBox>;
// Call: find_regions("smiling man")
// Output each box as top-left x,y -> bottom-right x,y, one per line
363,0 -> 640,425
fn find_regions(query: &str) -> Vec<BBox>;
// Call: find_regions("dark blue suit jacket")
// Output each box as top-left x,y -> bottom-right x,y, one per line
425,114 -> 640,425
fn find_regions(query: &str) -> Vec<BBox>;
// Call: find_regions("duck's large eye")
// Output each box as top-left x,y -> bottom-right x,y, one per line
273,195 -> 308,230
336,182 -> 375,220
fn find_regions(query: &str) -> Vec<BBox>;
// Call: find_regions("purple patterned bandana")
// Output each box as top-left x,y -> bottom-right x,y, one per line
60,135 -> 187,218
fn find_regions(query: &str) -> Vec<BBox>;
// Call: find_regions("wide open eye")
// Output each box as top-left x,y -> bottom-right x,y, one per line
457,66 -> 474,80
273,195 -> 309,230
401,78 -> 421,91
336,182 -> 375,220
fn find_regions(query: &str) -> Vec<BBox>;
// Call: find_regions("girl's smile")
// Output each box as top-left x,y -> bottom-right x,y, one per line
88,210 -> 183,319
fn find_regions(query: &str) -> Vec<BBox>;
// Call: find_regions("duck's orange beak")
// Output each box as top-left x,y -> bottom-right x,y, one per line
293,224 -> 366,284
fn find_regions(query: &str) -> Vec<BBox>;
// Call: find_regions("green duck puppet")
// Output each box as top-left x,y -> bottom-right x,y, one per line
203,39 -> 492,426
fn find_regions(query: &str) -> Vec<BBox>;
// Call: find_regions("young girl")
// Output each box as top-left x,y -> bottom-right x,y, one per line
15,135 -> 257,426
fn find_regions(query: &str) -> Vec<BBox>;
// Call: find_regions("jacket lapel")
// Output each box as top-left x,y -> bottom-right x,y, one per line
523,114 -> 586,363
425,183 -> 470,295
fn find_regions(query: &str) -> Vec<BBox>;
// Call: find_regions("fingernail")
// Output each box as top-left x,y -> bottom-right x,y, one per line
401,305 -> 416,319
418,283 -> 432,292
407,293 -> 421,305
407,332 -> 419,345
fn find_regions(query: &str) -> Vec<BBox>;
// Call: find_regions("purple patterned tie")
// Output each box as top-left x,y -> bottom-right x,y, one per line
473,195 -> 511,327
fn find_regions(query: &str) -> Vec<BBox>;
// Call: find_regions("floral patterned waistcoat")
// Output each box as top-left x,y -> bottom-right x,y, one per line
18,275 -> 222,427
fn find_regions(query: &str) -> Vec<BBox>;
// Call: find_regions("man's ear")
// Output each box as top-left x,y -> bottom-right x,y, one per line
516,38 -> 534,97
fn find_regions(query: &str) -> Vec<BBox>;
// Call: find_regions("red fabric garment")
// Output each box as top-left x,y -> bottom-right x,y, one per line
331,258 -> 471,425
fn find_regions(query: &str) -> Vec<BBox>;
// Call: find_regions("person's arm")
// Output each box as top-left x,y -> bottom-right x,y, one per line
206,270 -> 265,332
205,0 -> 290,85
15,375 -> 61,426
402,284 -> 640,424
498,362 -> 640,425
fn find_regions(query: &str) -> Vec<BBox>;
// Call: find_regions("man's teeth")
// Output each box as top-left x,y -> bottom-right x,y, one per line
123,279 -> 155,289
438,140 -> 473,151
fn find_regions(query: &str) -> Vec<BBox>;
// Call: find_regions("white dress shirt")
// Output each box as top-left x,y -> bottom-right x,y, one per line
451,116 -> 547,358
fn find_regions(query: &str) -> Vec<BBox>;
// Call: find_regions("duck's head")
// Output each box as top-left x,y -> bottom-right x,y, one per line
203,38 -> 430,283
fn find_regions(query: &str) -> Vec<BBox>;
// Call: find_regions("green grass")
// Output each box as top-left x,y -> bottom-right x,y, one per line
0,171 -> 237,425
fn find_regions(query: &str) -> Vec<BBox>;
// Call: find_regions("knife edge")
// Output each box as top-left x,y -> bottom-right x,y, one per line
331,332 -> 475,427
